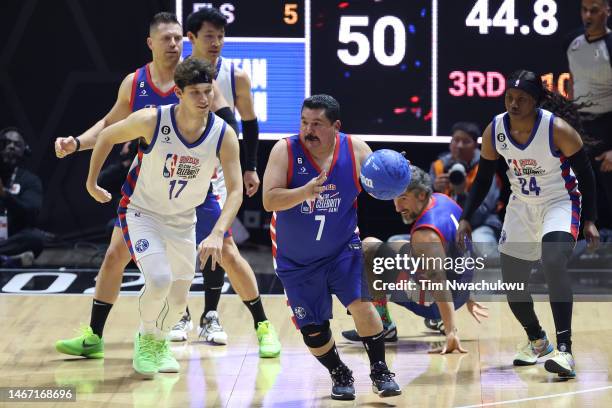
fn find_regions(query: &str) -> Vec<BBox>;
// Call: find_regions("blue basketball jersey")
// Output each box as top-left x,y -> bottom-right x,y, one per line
272,133 -> 361,271
397,193 -> 473,318
130,63 -> 178,112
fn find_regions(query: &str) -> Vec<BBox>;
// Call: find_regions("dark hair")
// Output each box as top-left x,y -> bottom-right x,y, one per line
505,69 -> 598,146
451,122 -> 481,142
301,94 -> 341,123
149,12 -> 180,34
185,7 -> 227,35
174,58 -> 216,90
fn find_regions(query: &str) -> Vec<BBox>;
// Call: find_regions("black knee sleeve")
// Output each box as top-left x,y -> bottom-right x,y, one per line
200,258 -> 226,290
541,231 -> 575,302
301,321 -> 332,348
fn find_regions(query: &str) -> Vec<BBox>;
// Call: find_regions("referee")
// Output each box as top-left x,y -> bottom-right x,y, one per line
566,0 -> 612,228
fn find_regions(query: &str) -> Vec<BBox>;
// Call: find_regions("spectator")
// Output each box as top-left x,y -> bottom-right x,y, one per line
0,127 -> 44,267
430,122 -> 501,260
565,0 -> 612,229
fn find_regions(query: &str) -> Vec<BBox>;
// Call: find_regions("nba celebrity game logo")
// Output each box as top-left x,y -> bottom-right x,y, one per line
300,184 -> 341,214
163,154 -> 202,179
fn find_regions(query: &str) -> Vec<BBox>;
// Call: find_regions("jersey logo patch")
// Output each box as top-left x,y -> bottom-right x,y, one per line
496,133 -> 506,142
163,154 -> 178,178
135,239 -> 149,253
293,306 -> 306,319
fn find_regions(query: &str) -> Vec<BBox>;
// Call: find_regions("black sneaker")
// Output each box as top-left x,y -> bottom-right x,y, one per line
341,323 -> 398,343
424,318 -> 445,334
330,364 -> 355,400
370,361 -> 401,397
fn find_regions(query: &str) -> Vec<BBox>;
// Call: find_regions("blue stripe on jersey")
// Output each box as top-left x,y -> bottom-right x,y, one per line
214,58 -> 223,80
141,106 -> 162,154
274,133 -> 360,268
130,64 -> 178,112
230,62 -> 236,101
502,109 -> 543,150
216,122 -> 227,155
169,106 -> 216,148
548,113 -> 561,157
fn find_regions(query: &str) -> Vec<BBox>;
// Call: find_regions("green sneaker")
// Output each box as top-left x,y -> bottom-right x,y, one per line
156,339 -> 180,373
256,321 -> 281,358
55,325 -> 104,359
133,333 -> 158,378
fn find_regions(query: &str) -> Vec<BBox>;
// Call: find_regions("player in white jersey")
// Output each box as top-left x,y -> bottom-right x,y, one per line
86,57 -> 243,378
165,7 -> 282,358
457,70 -> 600,379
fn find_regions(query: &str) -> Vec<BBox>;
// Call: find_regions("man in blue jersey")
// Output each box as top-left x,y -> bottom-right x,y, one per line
263,94 -> 401,400
342,166 -> 489,353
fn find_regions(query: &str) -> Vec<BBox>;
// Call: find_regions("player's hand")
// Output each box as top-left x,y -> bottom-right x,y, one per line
456,219 -> 472,252
55,136 -> 78,158
583,221 -> 600,252
466,299 -> 489,323
428,330 -> 467,354
243,170 -> 260,197
198,230 -> 224,271
86,183 -> 112,203
303,170 -> 327,201
595,150 -> 612,172
433,173 -> 450,192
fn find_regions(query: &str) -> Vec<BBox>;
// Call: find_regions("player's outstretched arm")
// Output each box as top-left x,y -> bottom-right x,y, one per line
457,123 -> 499,247
262,140 -> 327,212
86,108 -> 156,203
412,229 -> 467,354
55,73 -> 134,158
199,126 -> 243,270
553,117 -> 599,248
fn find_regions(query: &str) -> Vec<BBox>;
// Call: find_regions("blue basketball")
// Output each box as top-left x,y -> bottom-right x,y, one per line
360,150 -> 411,200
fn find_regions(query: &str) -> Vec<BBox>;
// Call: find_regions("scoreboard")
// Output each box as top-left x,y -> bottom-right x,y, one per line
177,0 -> 582,142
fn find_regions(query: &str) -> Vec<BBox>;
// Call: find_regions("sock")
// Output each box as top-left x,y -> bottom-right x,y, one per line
361,330 -> 386,367
373,299 -> 393,327
203,265 -> 225,316
90,299 -> 113,338
524,321 -> 545,341
550,302 -> 572,353
243,296 -> 268,329
315,343 -> 344,373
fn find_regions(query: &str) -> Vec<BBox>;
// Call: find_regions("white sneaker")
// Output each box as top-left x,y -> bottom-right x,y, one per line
168,314 -> 193,342
545,350 -> 576,378
198,311 -> 228,345
513,334 -> 554,366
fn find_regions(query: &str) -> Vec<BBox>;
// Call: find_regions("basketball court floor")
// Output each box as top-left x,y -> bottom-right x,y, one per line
1,294 -> 611,407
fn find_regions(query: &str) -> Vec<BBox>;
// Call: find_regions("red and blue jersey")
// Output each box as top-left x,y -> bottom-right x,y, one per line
129,63 -> 178,112
272,133 -> 361,279
397,193 -> 473,319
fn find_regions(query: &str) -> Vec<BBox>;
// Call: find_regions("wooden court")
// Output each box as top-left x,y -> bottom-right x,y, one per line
1,294 -> 611,407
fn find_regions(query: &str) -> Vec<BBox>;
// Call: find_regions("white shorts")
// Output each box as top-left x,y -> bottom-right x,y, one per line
119,208 -> 196,281
499,194 -> 580,261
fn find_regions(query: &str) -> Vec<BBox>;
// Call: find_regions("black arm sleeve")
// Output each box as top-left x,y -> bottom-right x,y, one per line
566,147 -> 597,222
214,107 -> 239,134
460,157 -> 497,222
241,118 -> 259,171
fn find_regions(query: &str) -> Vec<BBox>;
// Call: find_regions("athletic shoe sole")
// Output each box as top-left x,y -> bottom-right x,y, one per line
331,392 -> 356,400
544,359 -> 576,378
372,386 -> 402,397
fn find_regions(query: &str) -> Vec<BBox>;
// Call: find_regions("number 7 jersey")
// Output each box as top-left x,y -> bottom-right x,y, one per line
271,133 -> 362,269
119,104 -> 226,220
492,108 -> 580,204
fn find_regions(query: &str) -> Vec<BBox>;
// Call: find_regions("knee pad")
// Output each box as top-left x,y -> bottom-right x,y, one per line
301,321 -> 332,348
138,253 -> 173,290
541,232 -> 574,266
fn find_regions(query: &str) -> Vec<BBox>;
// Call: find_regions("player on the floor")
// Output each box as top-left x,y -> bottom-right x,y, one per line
342,166 -> 489,351
168,7 -> 280,357
86,57 -> 242,377
457,70 -> 600,378
263,94 -> 401,400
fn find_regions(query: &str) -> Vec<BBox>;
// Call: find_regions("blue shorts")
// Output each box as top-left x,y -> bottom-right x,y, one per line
195,191 -> 231,243
280,246 -> 368,329
394,271 -> 473,319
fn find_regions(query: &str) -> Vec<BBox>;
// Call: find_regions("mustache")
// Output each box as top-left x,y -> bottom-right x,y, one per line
305,134 -> 319,142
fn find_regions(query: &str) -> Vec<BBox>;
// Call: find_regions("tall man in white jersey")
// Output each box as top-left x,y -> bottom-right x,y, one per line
167,7 -> 281,357
86,57 -> 242,378
457,70 -> 600,378
52,13 -> 267,359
